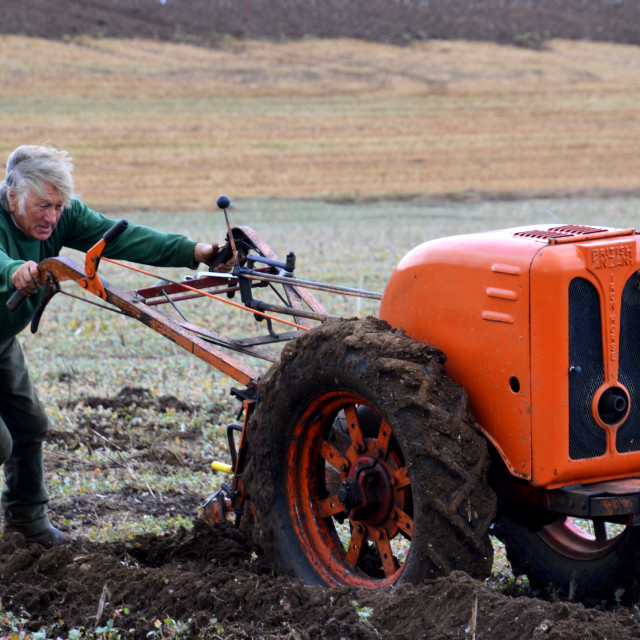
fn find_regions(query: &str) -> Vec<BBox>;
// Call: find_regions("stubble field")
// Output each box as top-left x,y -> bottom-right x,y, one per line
1,36 -> 639,210
1,32 -> 640,640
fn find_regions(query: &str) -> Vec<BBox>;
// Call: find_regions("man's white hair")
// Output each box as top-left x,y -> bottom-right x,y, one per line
0,144 -> 75,213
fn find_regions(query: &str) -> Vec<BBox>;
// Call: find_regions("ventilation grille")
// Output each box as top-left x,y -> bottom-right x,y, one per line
568,272 -> 640,457
568,278 -> 606,460
616,272 -> 640,452
515,225 -> 608,243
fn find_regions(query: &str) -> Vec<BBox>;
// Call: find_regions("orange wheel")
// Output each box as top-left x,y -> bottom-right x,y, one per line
286,390 -> 412,587
245,317 -> 495,589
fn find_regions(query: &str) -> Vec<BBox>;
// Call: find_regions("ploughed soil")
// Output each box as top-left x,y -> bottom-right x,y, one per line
2,0 -> 640,46
0,337 -> 638,639
4,520 -> 640,640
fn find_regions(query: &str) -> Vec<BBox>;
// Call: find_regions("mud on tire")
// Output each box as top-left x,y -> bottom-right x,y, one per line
243,317 -> 496,589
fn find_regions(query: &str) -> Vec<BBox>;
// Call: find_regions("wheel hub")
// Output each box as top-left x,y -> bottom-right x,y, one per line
337,480 -> 363,509
338,456 -> 394,526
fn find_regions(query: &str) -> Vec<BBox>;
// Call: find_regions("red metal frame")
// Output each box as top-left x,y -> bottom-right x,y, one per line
28,225 -> 336,386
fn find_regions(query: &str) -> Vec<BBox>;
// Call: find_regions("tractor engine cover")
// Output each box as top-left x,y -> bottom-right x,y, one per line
380,224 -> 640,489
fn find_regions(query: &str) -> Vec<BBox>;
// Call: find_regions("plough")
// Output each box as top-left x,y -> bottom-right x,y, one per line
13,199 -> 640,600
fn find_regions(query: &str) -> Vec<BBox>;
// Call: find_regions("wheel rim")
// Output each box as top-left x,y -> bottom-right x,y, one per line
538,517 -> 626,560
286,390 -> 413,588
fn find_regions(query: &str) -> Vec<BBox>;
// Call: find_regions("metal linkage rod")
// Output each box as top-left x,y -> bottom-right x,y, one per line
239,270 -> 383,300
250,300 -> 339,322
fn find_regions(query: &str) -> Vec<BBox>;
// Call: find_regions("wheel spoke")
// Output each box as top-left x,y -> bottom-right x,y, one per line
375,531 -> 397,577
317,494 -> 346,519
318,437 -> 348,471
344,405 -> 366,453
593,520 -> 607,543
392,466 -> 410,490
392,507 -> 414,539
375,419 -> 392,458
345,524 -> 367,568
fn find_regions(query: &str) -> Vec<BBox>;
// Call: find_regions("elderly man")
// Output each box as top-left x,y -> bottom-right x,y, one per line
0,144 -> 221,547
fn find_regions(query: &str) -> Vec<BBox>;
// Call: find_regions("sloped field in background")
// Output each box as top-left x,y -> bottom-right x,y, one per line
4,0 -> 640,46
0,36 -> 639,210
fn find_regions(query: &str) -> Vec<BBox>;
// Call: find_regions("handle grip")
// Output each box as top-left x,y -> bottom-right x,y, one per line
103,219 -> 130,245
6,289 -> 27,312
209,242 -> 234,270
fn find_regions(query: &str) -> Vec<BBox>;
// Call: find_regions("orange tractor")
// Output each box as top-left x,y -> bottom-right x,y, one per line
11,199 -> 640,602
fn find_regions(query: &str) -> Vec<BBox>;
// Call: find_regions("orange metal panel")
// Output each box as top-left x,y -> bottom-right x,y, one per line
380,224 -> 640,490
529,234 -> 640,488
380,228 -> 539,480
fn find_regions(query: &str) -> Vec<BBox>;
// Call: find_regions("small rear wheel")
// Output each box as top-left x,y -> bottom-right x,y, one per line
496,509 -> 640,602
244,317 -> 496,589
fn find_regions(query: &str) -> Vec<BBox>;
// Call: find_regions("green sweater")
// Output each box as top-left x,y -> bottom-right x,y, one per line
0,200 -> 199,344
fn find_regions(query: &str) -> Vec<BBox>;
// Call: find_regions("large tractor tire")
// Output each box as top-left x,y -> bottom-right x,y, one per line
495,509 -> 640,602
243,317 -> 496,589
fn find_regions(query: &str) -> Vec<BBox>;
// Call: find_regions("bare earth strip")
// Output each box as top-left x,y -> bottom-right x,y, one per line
0,36 -> 639,210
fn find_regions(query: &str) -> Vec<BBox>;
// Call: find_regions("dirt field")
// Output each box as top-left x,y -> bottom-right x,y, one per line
4,0 -> 640,46
2,2 -> 640,639
4,521 -> 640,640
0,386 -> 638,640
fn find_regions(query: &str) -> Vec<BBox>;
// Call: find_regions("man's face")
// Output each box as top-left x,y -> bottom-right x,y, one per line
8,182 -> 64,241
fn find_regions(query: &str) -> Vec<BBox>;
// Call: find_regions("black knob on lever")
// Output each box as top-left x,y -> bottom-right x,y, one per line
216,195 -> 238,264
216,195 -> 231,210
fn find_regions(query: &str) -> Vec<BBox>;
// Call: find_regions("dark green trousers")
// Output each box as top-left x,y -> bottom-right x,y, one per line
0,337 -> 50,536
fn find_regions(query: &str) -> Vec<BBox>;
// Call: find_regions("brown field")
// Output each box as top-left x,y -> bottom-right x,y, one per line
1,36 -> 639,211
